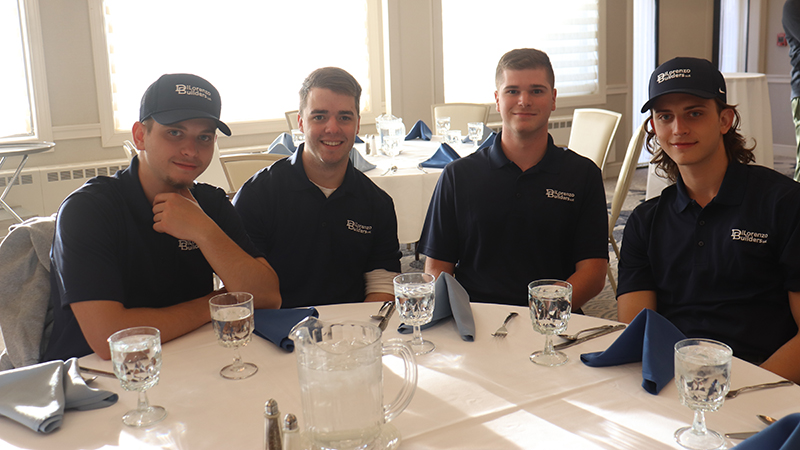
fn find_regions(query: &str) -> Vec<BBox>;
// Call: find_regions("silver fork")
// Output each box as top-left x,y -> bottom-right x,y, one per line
492,312 -> 519,337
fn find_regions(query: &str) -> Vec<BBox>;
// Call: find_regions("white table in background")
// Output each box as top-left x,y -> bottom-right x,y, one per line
0,142 -> 54,222
646,72 -> 774,199
2,302 -> 798,449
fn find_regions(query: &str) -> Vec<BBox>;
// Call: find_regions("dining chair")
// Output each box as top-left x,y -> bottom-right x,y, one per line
606,120 -> 647,293
219,153 -> 287,194
285,110 -> 300,131
431,103 -> 490,134
567,108 -> 622,172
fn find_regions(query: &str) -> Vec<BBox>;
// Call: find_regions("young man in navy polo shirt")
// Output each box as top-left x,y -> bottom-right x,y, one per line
233,68 -> 400,308
44,74 -> 281,361
618,57 -> 800,383
418,48 -> 609,309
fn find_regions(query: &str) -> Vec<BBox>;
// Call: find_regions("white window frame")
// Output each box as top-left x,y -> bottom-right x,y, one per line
87,0 -> 384,148
435,0 -> 607,110
1,0 -> 52,144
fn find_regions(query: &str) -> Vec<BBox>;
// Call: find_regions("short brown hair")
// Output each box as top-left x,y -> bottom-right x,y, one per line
495,48 -> 555,89
299,67 -> 362,115
645,100 -> 755,182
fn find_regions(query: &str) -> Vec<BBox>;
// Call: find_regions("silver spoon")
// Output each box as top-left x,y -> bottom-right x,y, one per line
381,165 -> 398,176
370,301 -> 393,320
557,324 -> 615,341
82,375 -> 98,384
726,380 -> 794,399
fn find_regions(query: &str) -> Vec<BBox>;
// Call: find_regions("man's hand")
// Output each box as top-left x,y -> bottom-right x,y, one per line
152,188 -> 213,241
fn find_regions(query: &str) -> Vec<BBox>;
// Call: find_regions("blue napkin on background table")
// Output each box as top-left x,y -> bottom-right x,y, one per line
462,126 -> 493,144
580,309 -> 685,395
254,308 -> 319,352
420,143 -> 461,169
0,357 -> 118,433
398,272 -> 475,341
477,132 -> 497,151
355,135 -> 364,143
349,148 -> 376,172
405,120 -> 433,141
268,132 -> 296,155
736,413 -> 800,449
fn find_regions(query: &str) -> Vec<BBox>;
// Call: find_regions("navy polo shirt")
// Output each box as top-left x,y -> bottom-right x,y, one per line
232,145 -> 401,308
43,156 -> 262,361
418,133 -> 608,306
619,162 -> 800,364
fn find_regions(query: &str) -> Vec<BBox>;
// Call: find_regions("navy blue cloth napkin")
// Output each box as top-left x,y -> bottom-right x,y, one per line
349,148 -> 376,172
463,127 -> 494,143
477,132 -> 497,151
254,308 -> 319,352
420,143 -> 461,169
268,132 -> 297,155
736,413 -> 800,450
355,135 -> 364,143
0,358 -> 118,433
580,309 -> 685,395
405,120 -> 433,141
398,273 -> 475,341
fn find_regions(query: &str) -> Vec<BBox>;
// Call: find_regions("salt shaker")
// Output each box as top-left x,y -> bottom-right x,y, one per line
282,413 -> 301,450
264,399 -> 283,450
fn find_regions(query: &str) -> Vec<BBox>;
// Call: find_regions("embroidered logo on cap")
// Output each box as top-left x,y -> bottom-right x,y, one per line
175,84 -> 212,102
656,68 -> 692,84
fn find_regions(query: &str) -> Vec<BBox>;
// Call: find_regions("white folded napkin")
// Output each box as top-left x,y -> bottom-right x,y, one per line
0,358 -> 118,433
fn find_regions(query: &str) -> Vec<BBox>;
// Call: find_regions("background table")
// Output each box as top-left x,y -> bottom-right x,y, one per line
2,303 -> 797,449
646,72 -> 774,199
0,142 -> 54,222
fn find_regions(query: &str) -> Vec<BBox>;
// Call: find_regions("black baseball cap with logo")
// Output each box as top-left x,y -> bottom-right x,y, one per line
139,73 -> 231,136
641,57 -> 727,113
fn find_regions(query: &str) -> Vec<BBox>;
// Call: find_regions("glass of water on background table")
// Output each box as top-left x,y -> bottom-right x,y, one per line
108,326 -> 167,427
529,279 -> 572,367
394,273 -> 436,355
673,338 -> 732,450
435,116 -> 451,137
467,122 -> 484,147
209,292 -> 257,380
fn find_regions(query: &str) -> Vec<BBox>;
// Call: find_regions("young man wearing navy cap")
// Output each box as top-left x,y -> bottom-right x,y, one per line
233,67 -> 400,308
44,73 -> 281,361
418,48 -> 609,309
618,57 -> 800,383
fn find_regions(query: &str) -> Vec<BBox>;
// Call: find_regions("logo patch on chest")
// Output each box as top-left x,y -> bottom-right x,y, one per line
545,189 -> 575,202
730,228 -> 768,244
346,220 -> 372,234
178,239 -> 199,250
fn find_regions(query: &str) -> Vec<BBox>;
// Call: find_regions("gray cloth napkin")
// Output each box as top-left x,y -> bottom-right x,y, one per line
0,358 -> 118,433
349,148 -> 376,172
268,132 -> 296,155
398,272 -> 475,341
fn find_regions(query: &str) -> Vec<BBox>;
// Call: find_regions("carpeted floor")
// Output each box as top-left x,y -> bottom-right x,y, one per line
401,149 -> 797,321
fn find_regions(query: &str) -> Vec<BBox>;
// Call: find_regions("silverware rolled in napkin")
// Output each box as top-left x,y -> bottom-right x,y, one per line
553,324 -> 626,350
378,302 -> 395,331
726,380 -> 794,399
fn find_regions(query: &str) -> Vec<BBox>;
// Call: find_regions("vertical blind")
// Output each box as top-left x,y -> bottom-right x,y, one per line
441,0 -> 601,103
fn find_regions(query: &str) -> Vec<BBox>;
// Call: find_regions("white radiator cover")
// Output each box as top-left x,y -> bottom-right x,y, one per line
547,115 -> 573,148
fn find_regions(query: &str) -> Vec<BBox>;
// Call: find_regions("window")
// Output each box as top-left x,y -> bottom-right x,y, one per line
0,0 -> 51,142
440,0 -> 604,107
90,0 -> 381,146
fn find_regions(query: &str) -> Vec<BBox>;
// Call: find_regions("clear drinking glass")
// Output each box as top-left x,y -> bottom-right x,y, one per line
673,338 -> 732,450
291,129 -> 305,147
108,326 -> 167,427
394,273 -> 436,355
467,122 -> 484,147
209,292 -> 258,380
435,116 -> 451,136
528,279 -> 572,367
445,130 -> 462,146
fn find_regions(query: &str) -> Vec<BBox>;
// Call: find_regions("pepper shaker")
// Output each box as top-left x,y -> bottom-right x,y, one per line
264,399 -> 283,450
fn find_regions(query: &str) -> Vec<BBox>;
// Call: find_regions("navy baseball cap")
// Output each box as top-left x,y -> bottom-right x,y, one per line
641,57 -> 727,113
139,73 -> 231,136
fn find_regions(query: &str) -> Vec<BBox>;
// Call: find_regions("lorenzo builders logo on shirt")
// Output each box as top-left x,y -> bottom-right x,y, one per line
545,189 -> 575,202
731,228 -> 768,244
346,220 -> 372,234
178,239 -> 199,250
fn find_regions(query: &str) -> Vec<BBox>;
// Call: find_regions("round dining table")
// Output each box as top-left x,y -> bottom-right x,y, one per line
1,302 -> 797,449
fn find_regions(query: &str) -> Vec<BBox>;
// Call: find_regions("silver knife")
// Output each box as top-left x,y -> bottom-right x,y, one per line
553,324 -> 626,350
378,302 -> 395,331
725,431 -> 759,440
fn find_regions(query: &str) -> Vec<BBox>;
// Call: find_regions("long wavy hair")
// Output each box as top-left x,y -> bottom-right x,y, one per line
645,99 -> 755,182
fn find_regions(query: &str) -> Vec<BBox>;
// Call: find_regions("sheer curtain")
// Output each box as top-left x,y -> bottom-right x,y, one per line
633,0 -> 655,163
718,0 -> 749,73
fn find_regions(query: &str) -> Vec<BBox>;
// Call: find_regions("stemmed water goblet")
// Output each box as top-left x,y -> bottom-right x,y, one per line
209,292 -> 258,380
108,326 -> 167,427
394,273 -> 436,355
467,122 -> 484,147
673,338 -> 732,450
528,279 -> 572,367
435,116 -> 451,137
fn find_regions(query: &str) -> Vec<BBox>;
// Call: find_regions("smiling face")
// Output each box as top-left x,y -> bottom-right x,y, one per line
299,87 -> 360,171
494,68 -> 556,138
650,93 -> 733,173
133,118 -> 217,200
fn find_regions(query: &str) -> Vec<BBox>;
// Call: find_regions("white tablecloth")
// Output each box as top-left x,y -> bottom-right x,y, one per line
646,72 -> 775,199
3,303 -> 797,449
361,139 -> 477,243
